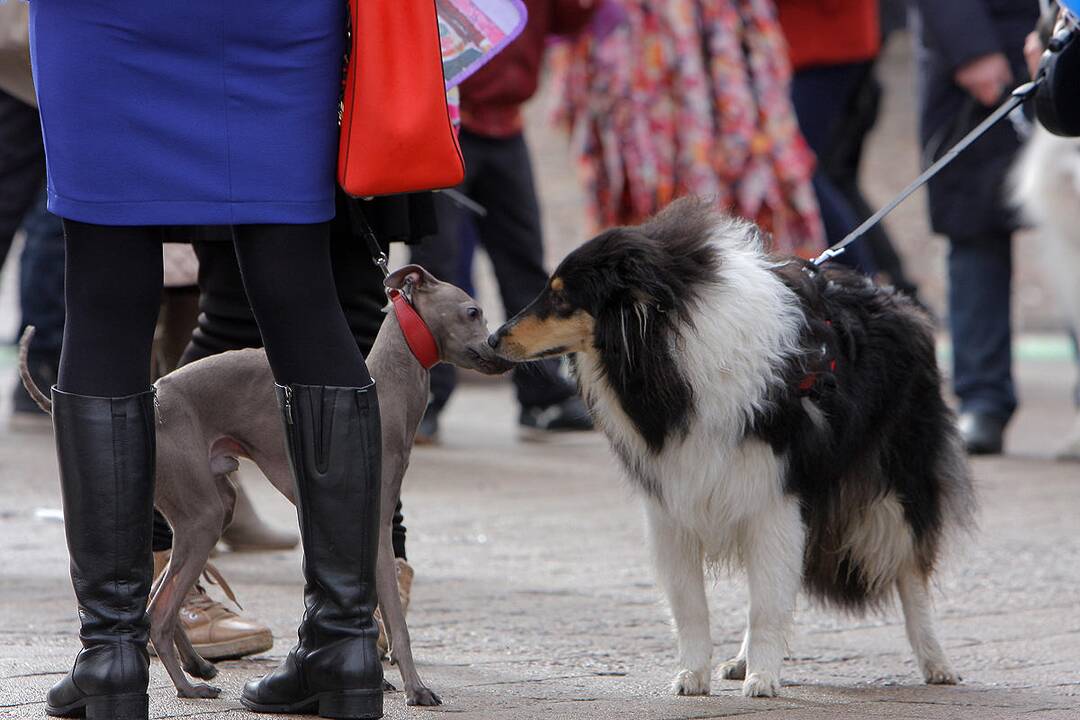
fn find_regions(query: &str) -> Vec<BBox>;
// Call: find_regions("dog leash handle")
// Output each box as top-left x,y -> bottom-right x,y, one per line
812,78 -> 1043,267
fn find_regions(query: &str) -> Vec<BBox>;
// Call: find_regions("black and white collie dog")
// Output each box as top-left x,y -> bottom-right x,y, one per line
489,198 -> 974,698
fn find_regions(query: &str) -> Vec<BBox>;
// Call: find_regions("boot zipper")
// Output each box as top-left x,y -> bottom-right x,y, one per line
283,386 -> 294,425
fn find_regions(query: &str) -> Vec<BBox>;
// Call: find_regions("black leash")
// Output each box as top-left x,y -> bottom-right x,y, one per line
348,199 -> 391,279
812,77 -> 1045,267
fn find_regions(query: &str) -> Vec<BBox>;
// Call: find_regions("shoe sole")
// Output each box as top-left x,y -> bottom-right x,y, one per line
517,426 -> 596,443
46,692 -> 148,719
148,631 -> 272,661
240,688 -> 382,718
222,541 -> 299,552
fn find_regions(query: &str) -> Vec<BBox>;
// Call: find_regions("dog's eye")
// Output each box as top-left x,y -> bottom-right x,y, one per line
466,307 -> 481,320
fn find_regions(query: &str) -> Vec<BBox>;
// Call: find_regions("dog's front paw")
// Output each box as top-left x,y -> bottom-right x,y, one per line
405,685 -> 443,706
182,657 -> 218,680
177,683 -> 221,699
922,661 -> 960,685
742,671 -> 780,697
718,657 -> 746,680
671,668 -> 710,696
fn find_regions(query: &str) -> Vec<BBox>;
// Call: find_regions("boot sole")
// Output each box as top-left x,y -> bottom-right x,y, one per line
148,630 -> 273,660
46,692 -> 148,719
240,688 -> 382,719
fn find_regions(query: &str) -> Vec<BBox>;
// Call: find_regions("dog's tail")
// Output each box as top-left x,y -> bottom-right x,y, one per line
19,326 -> 53,415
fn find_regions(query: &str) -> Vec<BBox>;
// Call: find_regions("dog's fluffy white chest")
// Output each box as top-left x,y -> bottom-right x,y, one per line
575,352 -> 787,561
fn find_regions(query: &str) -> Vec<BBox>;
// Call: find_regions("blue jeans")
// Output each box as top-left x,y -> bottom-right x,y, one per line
19,188 -> 66,357
948,233 -> 1016,421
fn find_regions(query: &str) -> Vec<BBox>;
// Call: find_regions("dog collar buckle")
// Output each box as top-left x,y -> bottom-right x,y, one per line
388,289 -> 440,370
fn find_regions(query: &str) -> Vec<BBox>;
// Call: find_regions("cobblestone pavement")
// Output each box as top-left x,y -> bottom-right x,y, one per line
2,30 -> 1079,720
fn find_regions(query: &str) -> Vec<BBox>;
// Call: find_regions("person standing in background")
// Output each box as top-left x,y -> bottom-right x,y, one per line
12,188 -> 65,424
0,80 -> 66,424
910,0 -> 1039,455
778,0 -> 880,274
411,0 -> 599,443
777,0 -> 923,294
554,0 -> 824,256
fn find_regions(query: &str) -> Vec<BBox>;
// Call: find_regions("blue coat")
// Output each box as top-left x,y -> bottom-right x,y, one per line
911,0 -> 1039,240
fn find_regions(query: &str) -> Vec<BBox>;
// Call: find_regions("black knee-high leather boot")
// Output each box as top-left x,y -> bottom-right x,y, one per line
241,382 -> 383,719
46,388 -> 156,720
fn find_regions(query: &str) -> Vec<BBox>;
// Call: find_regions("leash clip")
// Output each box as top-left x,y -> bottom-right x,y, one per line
373,251 -> 391,279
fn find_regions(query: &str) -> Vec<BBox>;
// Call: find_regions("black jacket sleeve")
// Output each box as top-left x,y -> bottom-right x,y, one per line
910,0 -> 1002,72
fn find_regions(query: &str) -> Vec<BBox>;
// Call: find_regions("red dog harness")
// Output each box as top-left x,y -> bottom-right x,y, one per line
388,288 -> 440,370
797,320 -> 836,395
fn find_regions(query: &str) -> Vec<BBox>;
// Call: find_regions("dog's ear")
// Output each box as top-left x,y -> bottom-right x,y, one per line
385,264 -> 440,292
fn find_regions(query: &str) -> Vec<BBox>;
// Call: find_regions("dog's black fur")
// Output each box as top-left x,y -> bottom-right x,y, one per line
763,260 -> 971,609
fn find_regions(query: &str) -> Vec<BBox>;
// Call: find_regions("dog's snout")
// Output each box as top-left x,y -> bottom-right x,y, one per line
487,330 -> 502,349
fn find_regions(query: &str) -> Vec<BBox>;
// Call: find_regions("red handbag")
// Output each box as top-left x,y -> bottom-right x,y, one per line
338,0 -> 466,197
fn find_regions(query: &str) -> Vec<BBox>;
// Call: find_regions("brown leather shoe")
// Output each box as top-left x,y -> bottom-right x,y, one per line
375,558 -> 414,656
152,550 -> 273,661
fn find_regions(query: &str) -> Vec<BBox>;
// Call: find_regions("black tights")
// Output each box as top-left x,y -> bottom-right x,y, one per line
58,220 -> 371,396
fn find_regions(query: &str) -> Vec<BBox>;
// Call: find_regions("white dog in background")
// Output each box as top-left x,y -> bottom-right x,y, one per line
1013,125 -> 1080,460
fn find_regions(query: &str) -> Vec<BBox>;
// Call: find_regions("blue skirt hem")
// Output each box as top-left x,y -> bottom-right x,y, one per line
47,191 -> 337,227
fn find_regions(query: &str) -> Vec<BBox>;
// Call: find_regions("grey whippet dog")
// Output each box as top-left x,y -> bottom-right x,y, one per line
21,264 -> 512,708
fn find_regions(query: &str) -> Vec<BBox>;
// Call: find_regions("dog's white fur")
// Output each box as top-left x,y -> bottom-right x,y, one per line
1013,126 -> 1080,460
575,220 -> 957,696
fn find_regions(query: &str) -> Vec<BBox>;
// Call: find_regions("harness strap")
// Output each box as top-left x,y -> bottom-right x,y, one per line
797,320 -> 835,395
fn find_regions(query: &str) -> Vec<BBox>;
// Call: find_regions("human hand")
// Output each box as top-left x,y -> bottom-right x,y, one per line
1024,31 -> 1045,79
954,52 -> 1014,106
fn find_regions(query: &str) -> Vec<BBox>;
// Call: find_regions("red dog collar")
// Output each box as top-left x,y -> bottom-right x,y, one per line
389,289 -> 440,370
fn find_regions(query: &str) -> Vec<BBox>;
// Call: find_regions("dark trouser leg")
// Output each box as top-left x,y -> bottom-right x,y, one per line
180,235 -> 264,365
14,189 -> 65,411
0,89 -> 45,270
47,220 -> 163,720
810,172 -> 878,273
818,63 -> 919,295
791,66 -> 877,274
233,223 -> 382,718
464,131 -> 574,408
948,233 -> 1017,421
409,194 -> 462,411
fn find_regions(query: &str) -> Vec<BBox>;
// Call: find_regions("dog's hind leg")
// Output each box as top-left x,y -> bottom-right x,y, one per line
897,567 -> 959,685
148,544 -> 222,698
174,622 -> 217,680
645,501 -> 712,696
149,471 -> 229,698
718,629 -> 748,680
739,496 -> 803,698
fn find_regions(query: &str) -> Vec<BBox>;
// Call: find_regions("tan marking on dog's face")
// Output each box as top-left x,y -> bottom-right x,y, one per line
497,310 -> 595,361
550,277 -> 565,292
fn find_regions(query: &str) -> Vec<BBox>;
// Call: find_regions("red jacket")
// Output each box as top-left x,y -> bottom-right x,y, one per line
777,0 -> 881,71
460,0 -> 597,138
